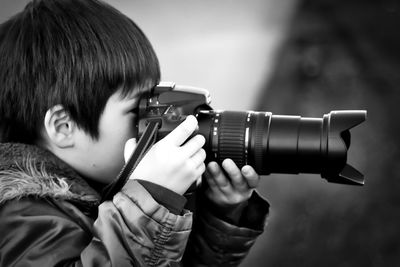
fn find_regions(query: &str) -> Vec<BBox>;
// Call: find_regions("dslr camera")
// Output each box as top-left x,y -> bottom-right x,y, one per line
102,82 -> 367,201
136,82 -> 367,186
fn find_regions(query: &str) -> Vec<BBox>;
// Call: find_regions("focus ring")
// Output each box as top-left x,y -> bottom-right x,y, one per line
218,111 -> 247,168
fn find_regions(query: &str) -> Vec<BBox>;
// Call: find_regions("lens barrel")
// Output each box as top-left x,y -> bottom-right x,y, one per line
197,110 -> 366,185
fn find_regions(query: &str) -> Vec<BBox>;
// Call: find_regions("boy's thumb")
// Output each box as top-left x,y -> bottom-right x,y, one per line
124,138 -> 137,163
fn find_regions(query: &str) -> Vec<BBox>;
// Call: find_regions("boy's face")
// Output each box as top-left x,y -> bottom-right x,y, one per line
72,88 -> 143,184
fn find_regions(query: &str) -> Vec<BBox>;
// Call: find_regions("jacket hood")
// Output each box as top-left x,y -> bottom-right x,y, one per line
0,143 -> 100,207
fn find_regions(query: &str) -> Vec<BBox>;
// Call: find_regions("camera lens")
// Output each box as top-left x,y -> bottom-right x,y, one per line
196,110 -> 366,185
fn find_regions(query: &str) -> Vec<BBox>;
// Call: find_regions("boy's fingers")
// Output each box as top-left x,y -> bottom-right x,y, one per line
163,115 -> 198,146
124,138 -> 137,163
242,165 -> 260,188
204,169 -> 216,187
190,148 -> 206,169
207,161 -> 231,190
204,164 -> 224,192
222,159 -> 247,189
182,134 -> 205,157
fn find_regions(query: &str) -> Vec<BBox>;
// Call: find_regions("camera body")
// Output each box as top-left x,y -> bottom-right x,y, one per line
137,82 -> 212,140
137,82 -> 367,186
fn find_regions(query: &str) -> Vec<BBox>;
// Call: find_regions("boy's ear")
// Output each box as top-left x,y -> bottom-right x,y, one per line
44,105 -> 76,148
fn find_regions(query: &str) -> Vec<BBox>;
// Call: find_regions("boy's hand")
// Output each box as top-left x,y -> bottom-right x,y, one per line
124,115 -> 206,195
204,159 -> 260,207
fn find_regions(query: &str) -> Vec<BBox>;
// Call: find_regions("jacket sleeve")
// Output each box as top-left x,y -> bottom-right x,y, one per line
183,191 -> 270,267
0,180 -> 193,267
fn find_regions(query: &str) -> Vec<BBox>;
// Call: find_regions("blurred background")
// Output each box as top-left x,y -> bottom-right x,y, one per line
1,0 -> 399,266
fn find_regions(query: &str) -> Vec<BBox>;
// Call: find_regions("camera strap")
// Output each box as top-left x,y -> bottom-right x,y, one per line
101,121 -> 160,202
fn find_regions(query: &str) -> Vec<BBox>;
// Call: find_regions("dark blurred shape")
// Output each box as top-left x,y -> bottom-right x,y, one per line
243,0 -> 400,266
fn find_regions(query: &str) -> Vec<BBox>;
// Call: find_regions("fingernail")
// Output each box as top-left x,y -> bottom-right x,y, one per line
242,165 -> 252,175
207,162 -> 219,174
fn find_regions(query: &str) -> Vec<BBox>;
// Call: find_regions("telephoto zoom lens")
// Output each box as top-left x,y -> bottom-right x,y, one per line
196,110 -> 366,186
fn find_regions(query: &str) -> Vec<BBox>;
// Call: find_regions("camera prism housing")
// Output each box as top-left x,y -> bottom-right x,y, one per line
137,82 -> 367,186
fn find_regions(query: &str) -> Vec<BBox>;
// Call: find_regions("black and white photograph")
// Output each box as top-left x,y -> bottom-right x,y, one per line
0,0 -> 398,266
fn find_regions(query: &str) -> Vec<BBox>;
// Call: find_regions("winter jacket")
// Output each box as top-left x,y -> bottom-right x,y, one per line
0,143 -> 269,266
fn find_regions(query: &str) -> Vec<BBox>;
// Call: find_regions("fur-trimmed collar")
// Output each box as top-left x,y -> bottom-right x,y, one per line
0,143 -> 100,208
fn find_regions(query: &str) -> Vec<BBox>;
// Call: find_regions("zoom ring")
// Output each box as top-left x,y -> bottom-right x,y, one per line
217,111 -> 247,168
253,113 -> 266,172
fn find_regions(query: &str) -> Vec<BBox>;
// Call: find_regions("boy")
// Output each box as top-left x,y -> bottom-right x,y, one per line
0,0 -> 269,266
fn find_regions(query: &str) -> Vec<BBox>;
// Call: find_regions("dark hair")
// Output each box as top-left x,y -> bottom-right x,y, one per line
0,0 -> 160,143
